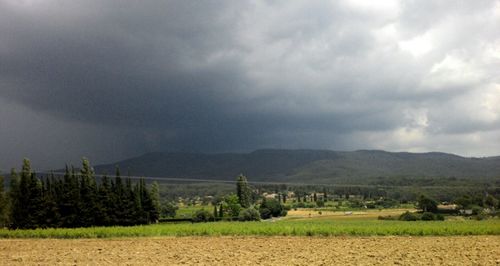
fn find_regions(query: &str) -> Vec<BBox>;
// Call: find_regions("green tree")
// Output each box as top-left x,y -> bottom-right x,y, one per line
10,159 -> 33,228
161,202 -> 178,218
259,198 -> 286,219
236,174 -> 251,208
0,175 -> 8,227
149,181 -> 161,223
192,209 -> 214,223
224,194 -> 242,217
483,195 -> 499,209
238,208 -> 261,221
79,158 -> 98,227
417,195 -> 438,213
218,203 -> 224,218
59,165 -> 80,227
96,175 -> 112,226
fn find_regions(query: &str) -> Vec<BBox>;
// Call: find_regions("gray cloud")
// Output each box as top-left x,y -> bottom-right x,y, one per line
1,0 -> 499,169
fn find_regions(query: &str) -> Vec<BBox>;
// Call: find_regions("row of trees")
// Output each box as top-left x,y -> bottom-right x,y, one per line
0,158 -> 160,229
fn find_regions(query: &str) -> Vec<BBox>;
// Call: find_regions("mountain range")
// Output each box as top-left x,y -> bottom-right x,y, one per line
93,149 -> 500,184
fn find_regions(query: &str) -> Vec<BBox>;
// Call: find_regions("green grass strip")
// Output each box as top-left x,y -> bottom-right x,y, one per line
0,219 -> 498,239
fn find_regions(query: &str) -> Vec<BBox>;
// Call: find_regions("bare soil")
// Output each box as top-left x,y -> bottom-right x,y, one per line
1,236 -> 499,265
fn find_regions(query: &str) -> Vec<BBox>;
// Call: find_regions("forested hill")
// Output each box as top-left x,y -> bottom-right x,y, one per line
93,149 -> 500,184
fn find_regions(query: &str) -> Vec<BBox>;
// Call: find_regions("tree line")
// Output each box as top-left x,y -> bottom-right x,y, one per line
0,158 -> 160,229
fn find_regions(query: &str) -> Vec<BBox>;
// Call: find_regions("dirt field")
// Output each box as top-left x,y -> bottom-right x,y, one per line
1,236 -> 499,265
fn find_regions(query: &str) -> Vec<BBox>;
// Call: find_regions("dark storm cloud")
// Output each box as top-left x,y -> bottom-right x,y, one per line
1,0 -> 499,169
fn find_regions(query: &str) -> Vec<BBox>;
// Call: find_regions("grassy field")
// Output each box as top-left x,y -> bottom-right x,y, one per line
1,211 -> 498,238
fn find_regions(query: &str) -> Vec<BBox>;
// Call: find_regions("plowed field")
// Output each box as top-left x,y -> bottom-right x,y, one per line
1,236 -> 499,265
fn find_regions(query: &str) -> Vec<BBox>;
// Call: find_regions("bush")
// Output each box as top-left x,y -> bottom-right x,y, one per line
378,215 -> 397,220
421,212 -> 435,221
238,208 -> 261,221
399,211 -> 418,221
192,209 -> 214,223
435,213 -> 445,221
474,214 -> 488,221
259,208 -> 272,219
471,205 -> 483,215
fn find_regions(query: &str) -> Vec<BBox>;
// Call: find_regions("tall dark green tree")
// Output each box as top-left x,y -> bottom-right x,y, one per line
150,181 -> 161,223
10,159 -> 33,228
59,165 -> 80,227
96,175 -> 112,226
236,174 -> 251,208
7,168 -> 19,228
0,175 -> 8,227
79,158 -> 98,227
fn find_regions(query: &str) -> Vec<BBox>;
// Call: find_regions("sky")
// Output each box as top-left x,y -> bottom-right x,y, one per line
1,0 -> 500,170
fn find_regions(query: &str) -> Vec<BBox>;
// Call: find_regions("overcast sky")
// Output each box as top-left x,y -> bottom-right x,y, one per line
1,0 -> 499,170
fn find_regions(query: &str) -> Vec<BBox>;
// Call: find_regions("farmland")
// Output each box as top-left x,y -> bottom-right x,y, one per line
2,236 -> 499,265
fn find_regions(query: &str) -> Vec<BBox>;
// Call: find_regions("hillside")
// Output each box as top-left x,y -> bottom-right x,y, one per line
93,149 -> 500,184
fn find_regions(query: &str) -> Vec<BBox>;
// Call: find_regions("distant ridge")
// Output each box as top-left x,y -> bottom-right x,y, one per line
92,149 -> 500,184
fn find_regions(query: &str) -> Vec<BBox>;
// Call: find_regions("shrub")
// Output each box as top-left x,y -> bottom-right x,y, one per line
399,211 -> 418,221
259,208 -> 272,219
238,208 -> 261,221
378,215 -> 397,220
471,205 -> 483,216
435,214 -> 445,221
192,209 -> 214,223
475,214 -> 488,221
421,212 -> 436,221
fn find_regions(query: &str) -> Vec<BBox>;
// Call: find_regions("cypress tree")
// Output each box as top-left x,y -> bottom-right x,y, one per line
8,168 -> 19,228
213,205 -> 218,220
149,182 -> 160,223
28,172 -> 45,228
96,175 -> 112,226
0,175 -> 8,227
124,178 -> 139,225
218,203 -> 224,218
139,178 -> 154,223
41,174 -> 60,228
11,159 -> 33,228
111,166 -> 127,225
59,165 -> 80,227
236,174 -> 251,208
79,158 -> 97,227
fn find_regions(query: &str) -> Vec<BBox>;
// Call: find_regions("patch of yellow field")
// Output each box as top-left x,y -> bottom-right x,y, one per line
286,208 -> 415,220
